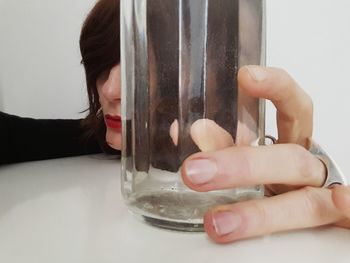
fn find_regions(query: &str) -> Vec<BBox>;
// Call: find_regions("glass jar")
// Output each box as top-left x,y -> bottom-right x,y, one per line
121,0 -> 266,232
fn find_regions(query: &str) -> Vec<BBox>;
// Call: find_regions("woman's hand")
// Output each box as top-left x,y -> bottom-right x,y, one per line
180,66 -> 350,243
332,185 -> 350,228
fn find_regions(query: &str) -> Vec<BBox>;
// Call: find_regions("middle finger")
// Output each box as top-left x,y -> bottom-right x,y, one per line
181,144 -> 326,192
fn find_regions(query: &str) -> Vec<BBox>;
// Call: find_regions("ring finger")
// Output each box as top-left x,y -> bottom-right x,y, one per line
204,187 -> 344,244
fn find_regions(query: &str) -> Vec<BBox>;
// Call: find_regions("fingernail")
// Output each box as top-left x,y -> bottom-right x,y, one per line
185,159 -> 218,185
212,211 -> 242,236
245,66 -> 267,82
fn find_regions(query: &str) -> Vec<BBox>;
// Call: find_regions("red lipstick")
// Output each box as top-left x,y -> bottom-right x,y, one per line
105,114 -> 122,130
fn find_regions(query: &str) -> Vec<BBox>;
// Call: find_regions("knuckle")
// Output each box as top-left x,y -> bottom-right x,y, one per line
275,67 -> 289,78
274,68 -> 313,111
249,202 -> 269,230
291,144 -> 318,182
217,147 -> 253,185
277,67 -> 294,87
301,187 -> 328,222
298,92 -> 314,116
241,148 -> 255,182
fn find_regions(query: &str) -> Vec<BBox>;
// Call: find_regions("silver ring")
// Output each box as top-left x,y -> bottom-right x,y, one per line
265,136 -> 347,188
309,141 -> 347,188
265,135 -> 278,145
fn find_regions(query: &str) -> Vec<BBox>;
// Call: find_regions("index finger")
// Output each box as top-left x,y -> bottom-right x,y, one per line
238,66 -> 313,148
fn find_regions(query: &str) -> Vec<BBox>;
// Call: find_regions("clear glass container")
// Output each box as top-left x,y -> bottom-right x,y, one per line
121,0 -> 266,232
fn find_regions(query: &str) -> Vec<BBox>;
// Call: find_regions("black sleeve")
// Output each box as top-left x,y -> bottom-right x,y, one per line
0,112 -> 107,165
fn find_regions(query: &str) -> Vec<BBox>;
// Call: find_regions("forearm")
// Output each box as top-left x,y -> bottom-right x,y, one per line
0,112 -> 103,165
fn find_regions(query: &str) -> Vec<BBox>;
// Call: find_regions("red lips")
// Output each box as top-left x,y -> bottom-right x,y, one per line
105,114 -> 122,130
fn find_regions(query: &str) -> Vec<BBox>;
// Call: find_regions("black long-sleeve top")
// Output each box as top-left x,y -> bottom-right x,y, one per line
0,111 -> 117,165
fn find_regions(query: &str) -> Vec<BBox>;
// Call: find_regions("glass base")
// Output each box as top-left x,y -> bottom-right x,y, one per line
126,187 -> 264,232
140,215 -> 204,232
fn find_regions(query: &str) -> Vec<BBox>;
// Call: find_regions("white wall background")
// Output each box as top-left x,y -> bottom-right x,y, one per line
0,0 -> 349,177
0,0 -> 96,119
266,0 -> 350,178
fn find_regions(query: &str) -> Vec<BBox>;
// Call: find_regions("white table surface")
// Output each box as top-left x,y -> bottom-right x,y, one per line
0,154 -> 349,263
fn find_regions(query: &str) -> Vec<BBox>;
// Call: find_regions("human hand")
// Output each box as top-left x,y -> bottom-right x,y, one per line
180,66 -> 349,243
332,185 -> 350,228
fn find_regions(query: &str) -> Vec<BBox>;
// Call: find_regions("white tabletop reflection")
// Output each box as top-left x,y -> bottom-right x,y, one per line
0,155 -> 349,263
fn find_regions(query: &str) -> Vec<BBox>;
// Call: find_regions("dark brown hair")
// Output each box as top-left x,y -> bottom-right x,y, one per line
79,0 -> 120,152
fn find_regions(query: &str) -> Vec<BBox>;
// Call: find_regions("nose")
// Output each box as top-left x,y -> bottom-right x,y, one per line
102,65 -> 121,102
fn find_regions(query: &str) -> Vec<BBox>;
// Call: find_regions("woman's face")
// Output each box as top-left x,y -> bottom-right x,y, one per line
96,64 -> 122,150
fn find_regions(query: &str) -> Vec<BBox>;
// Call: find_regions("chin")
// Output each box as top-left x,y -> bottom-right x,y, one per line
106,129 -> 121,150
